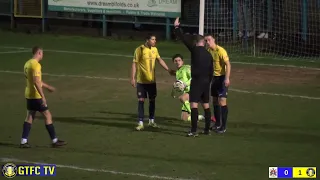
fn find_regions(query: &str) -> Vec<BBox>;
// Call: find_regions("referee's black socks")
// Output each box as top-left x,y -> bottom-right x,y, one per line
204,108 -> 211,131
191,108 -> 198,132
221,105 -> 228,130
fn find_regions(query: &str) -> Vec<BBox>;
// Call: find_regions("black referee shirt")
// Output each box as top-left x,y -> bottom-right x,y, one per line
174,27 -> 213,80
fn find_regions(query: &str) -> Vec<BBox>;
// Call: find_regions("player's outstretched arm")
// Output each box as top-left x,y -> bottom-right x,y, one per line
155,48 -> 175,76
173,17 -> 194,51
42,82 -> 56,92
157,57 -> 175,76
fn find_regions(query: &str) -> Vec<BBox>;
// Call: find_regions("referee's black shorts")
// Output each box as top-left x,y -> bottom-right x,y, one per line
189,78 -> 211,103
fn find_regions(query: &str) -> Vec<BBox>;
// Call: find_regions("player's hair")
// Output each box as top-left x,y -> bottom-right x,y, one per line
204,34 -> 214,38
146,34 -> 156,40
203,34 -> 216,47
172,54 -> 184,62
32,46 -> 42,55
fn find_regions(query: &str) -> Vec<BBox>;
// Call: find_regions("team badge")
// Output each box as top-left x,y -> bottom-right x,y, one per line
2,163 -> 17,178
269,167 -> 277,178
306,168 -> 316,177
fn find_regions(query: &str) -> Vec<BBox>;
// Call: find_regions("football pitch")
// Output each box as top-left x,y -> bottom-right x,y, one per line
0,31 -> 319,180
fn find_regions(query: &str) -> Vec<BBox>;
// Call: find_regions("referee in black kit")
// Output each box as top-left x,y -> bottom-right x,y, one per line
174,17 -> 213,137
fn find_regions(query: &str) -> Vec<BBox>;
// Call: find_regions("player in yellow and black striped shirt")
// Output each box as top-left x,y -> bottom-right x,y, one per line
130,34 -> 175,131
205,35 -> 231,133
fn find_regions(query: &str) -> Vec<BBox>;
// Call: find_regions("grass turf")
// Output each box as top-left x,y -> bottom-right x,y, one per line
0,31 -> 319,180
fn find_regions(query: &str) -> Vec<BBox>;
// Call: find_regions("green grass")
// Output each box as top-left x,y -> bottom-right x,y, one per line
0,31 -> 319,180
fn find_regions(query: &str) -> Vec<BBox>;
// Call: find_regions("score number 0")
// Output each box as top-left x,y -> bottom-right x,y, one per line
284,170 -> 289,176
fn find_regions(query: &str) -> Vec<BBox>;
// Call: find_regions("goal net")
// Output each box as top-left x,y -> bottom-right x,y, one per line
200,0 -> 320,59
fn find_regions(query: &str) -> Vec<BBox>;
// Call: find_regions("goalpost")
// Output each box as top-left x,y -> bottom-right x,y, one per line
199,0 -> 205,36
198,0 -> 320,59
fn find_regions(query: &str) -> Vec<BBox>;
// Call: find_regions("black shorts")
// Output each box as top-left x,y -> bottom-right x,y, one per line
211,75 -> 228,98
189,79 -> 211,103
26,98 -> 49,112
136,83 -> 157,99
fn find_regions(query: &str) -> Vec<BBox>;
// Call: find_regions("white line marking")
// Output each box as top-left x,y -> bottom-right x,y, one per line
254,55 -> 316,63
225,61 -> 320,70
1,45 -> 318,63
1,157 -> 196,180
0,46 -> 319,70
0,70 -> 319,100
0,50 -> 29,54
230,89 -> 320,100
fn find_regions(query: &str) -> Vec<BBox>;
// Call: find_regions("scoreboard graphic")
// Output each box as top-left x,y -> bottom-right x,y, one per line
269,167 -> 316,179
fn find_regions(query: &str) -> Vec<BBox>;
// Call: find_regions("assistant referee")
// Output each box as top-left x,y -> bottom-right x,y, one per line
174,17 -> 213,137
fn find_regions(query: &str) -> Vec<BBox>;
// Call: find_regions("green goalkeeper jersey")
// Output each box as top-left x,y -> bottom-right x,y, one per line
176,65 -> 191,93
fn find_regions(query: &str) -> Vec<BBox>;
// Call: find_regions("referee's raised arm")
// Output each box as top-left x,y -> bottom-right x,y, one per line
173,17 -> 195,51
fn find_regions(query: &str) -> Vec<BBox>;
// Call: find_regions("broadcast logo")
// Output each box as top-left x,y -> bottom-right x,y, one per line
2,163 -> 17,178
2,163 -> 56,178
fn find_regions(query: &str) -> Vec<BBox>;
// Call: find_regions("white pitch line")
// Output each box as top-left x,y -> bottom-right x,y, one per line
1,157 -> 195,180
230,89 -> 320,100
0,70 -> 319,100
1,45 -> 318,63
254,55 -> 316,63
227,61 -> 320,70
0,45 -> 319,70
0,50 -> 30,54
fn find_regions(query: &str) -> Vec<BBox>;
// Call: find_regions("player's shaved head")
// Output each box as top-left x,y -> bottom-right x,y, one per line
195,35 -> 205,43
32,46 -> 43,61
195,35 -> 205,46
32,46 -> 42,55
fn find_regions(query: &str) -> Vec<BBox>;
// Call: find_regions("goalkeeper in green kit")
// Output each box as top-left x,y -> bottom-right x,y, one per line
171,54 -> 205,121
